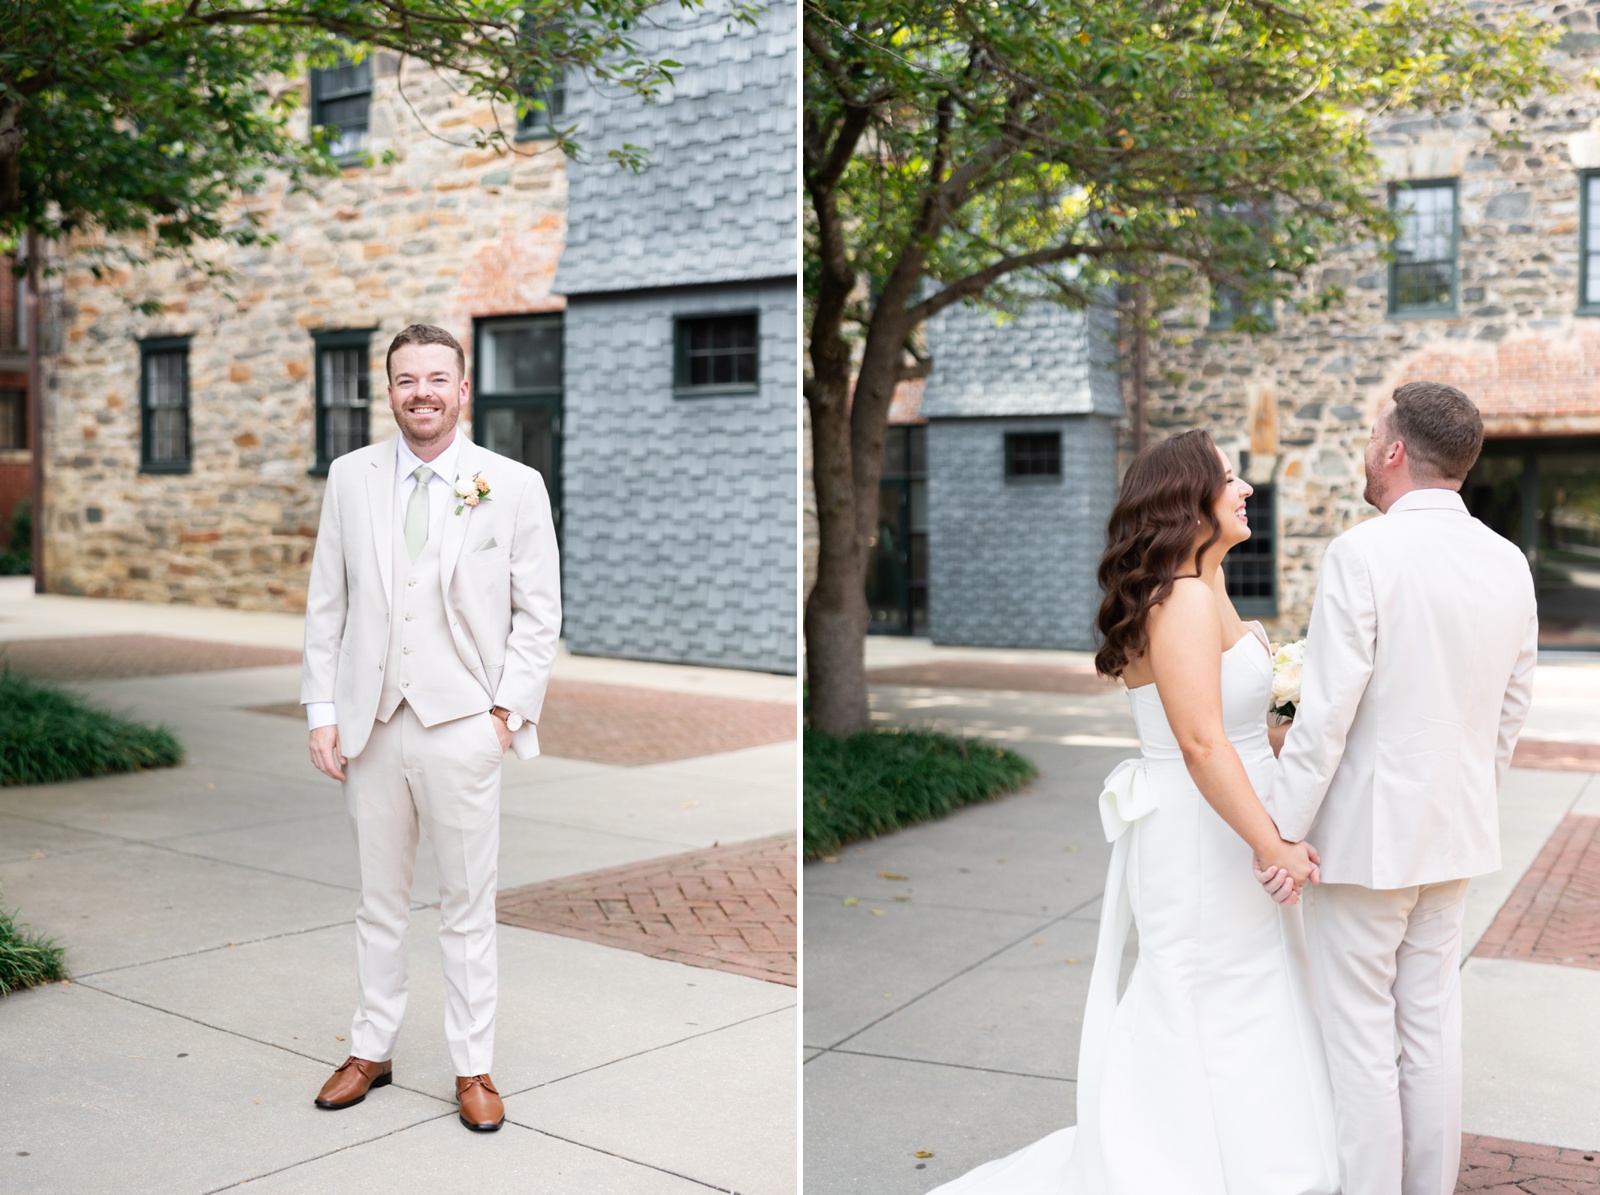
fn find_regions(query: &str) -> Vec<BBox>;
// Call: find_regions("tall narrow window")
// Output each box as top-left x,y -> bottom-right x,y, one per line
1224,483 -> 1277,616
140,337 -> 191,472
675,313 -> 759,395
314,330 -> 373,472
1389,181 -> 1458,316
516,76 -> 566,140
474,314 -> 563,529
0,388 -> 24,451
1004,431 -> 1062,481
1580,172 -> 1600,314
1208,283 -> 1274,331
311,57 -> 371,160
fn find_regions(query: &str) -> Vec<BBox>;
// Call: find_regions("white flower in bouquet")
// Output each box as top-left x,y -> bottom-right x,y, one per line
1270,639 -> 1305,719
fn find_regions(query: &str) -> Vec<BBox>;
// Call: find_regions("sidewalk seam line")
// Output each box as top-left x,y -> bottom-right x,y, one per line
806,1045 -> 1075,1084
506,1122 -> 745,1193
72,917 -> 356,980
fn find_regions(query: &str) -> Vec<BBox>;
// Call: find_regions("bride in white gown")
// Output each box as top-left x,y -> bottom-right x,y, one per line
929,431 -> 1340,1195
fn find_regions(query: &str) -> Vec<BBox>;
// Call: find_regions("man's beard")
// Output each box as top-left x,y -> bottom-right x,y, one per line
1363,461 -> 1385,509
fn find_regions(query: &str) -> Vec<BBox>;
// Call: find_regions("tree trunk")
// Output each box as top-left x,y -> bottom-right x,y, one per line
0,100 -> 23,216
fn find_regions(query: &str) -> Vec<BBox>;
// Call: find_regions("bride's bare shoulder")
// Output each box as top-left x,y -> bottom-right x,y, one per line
1149,577 -> 1222,642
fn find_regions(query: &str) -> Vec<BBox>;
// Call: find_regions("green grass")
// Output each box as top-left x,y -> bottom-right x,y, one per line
803,726 -> 1038,860
0,898 -> 65,995
0,667 -> 184,786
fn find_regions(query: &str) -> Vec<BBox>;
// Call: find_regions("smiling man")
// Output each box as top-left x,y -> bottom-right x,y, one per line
300,323 -> 561,1131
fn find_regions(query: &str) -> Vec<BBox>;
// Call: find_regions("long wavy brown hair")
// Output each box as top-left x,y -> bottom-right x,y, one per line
1094,430 -> 1228,678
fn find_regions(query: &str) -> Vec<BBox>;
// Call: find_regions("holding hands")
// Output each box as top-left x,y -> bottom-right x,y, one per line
1253,840 -> 1320,905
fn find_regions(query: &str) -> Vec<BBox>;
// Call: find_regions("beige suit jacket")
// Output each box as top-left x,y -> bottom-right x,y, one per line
300,435 -> 562,761
1269,488 -> 1538,889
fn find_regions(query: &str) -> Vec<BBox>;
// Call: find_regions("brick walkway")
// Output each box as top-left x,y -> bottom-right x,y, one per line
1458,1134 -> 1600,1192
0,634 -> 302,680
1474,814 -> 1600,970
1512,739 -> 1600,773
496,834 -> 796,986
867,660 -> 1115,694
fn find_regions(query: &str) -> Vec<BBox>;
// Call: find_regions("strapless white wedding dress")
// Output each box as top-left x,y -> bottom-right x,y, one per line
928,623 -> 1340,1195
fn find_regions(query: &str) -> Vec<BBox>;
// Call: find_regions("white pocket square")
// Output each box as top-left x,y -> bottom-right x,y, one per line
473,537 -> 499,553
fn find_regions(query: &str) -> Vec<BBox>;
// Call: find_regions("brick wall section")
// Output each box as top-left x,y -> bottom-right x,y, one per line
36,60 -> 567,610
926,415 -> 1118,649
1134,0 -> 1600,637
561,281 -> 798,673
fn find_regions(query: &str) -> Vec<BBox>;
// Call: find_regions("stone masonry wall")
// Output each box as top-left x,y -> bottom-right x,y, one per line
927,415 -> 1118,649
561,280 -> 798,673
1134,0 -> 1600,639
39,57 -> 567,609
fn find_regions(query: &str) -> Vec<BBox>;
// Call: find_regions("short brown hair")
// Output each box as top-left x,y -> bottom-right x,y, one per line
386,324 -> 465,383
1388,381 -> 1483,480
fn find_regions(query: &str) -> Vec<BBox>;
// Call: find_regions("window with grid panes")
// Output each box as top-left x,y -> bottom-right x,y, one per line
516,77 -> 566,140
1389,181 -> 1457,316
314,331 -> 373,471
1208,283 -> 1274,331
1004,431 -> 1062,480
1580,172 -> 1600,314
1223,483 -> 1277,616
311,58 -> 371,160
0,388 -> 24,451
675,313 -> 759,394
140,338 -> 191,472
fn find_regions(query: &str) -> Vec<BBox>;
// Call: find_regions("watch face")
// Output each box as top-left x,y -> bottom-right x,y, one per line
508,714 -> 524,732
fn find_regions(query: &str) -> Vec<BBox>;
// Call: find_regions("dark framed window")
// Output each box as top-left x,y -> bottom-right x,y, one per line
1208,283 -> 1275,331
140,336 -> 192,473
1389,180 -> 1458,317
1224,483 -> 1277,616
867,425 -> 927,635
310,57 -> 371,160
674,313 -> 759,395
313,329 -> 374,473
1580,171 -> 1600,315
472,314 -> 563,533
515,77 -> 566,140
0,387 -> 24,451
1004,431 -> 1062,481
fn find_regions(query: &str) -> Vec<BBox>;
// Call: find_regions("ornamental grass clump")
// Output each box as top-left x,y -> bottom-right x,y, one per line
0,667 -> 184,786
0,895 -> 66,995
803,726 -> 1038,860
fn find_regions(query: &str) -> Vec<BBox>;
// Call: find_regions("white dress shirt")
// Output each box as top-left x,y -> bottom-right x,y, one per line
306,432 -> 465,731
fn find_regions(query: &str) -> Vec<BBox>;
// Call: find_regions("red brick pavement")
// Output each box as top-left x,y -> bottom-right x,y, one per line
1458,1134 -> 1600,1192
1474,815 -> 1600,970
1513,739 -> 1600,773
867,660 -> 1115,694
496,834 -> 796,986
0,634 -> 302,680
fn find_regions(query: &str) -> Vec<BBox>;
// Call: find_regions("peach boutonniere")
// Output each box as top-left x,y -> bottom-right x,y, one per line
453,473 -> 491,515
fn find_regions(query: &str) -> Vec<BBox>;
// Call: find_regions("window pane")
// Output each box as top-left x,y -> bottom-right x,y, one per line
1005,432 -> 1062,479
319,343 -> 369,464
1224,485 -> 1276,603
485,320 -> 561,392
480,405 -> 555,482
0,388 -> 24,450
677,314 -> 759,391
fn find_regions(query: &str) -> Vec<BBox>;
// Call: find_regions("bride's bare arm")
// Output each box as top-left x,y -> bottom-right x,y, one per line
1149,578 -> 1317,886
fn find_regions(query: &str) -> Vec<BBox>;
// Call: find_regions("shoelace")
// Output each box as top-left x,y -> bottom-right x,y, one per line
458,1074 -> 498,1094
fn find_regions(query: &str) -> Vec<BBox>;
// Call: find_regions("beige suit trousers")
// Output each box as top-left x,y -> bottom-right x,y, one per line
1303,879 -> 1471,1195
343,703 -> 504,1076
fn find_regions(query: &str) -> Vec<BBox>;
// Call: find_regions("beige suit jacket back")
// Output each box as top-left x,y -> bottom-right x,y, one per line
300,435 -> 562,761
1268,489 -> 1537,889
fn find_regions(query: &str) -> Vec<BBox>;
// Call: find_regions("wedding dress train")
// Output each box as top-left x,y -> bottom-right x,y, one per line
928,624 -> 1340,1195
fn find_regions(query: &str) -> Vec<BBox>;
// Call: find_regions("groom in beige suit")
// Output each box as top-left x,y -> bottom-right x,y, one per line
301,324 -> 560,1131
1262,382 -> 1538,1195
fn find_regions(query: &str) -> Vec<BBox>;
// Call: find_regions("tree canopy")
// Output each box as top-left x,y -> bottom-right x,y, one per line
0,0 -> 749,265
803,0 -> 1562,735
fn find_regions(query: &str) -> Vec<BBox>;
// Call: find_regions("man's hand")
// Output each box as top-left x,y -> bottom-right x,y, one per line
491,713 -> 513,753
1253,842 -> 1322,906
310,725 -> 348,781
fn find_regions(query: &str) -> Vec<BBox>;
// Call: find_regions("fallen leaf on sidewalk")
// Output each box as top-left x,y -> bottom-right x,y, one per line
870,909 -> 885,915
820,856 -> 840,863
842,897 -> 857,906
1065,958 -> 1079,964
878,872 -> 908,881
914,1151 -> 935,1159
28,852 -> 44,860
894,896 -> 910,903
679,801 -> 699,809
336,1035 -> 345,1041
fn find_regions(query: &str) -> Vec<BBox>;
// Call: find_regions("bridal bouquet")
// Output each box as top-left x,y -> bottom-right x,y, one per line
1270,639 -> 1305,720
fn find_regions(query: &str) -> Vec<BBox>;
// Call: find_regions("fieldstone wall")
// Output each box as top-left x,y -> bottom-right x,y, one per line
1134,0 -> 1600,638
926,415 -> 1119,649
561,280 -> 798,673
38,58 -> 567,608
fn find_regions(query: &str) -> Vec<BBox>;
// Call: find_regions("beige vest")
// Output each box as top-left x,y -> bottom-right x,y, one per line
375,486 -> 490,725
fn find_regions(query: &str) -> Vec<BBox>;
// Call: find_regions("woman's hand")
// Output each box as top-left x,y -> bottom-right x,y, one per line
1268,720 -> 1289,758
1255,838 -> 1320,901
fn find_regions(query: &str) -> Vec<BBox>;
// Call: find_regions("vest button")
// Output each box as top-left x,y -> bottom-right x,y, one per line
403,647 -> 413,655
401,681 -> 410,688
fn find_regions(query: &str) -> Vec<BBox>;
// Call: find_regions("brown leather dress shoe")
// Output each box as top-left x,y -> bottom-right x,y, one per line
456,1073 -> 504,1131
314,1056 -> 393,1109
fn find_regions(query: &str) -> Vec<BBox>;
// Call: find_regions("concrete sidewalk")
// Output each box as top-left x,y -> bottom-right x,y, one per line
803,638 -> 1600,1195
0,579 -> 797,1194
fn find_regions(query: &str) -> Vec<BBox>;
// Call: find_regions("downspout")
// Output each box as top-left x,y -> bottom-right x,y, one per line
26,231 -> 41,594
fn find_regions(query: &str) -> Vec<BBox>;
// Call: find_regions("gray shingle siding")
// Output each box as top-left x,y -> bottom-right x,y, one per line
921,296 -> 1121,419
553,0 -> 797,295
926,416 -> 1118,650
561,281 -> 797,672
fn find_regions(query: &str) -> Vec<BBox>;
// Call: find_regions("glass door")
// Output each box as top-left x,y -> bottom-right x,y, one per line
866,425 -> 927,634
473,315 -> 563,535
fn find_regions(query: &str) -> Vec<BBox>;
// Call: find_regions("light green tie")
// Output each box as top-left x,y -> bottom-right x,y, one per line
404,466 -> 434,562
